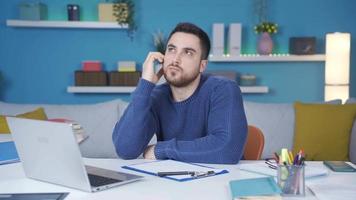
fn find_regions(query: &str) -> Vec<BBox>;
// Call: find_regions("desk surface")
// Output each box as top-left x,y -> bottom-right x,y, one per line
1,158 -> 356,200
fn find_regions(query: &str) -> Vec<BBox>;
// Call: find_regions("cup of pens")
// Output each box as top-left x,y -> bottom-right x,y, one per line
275,148 -> 306,196
277,163 -> 305,196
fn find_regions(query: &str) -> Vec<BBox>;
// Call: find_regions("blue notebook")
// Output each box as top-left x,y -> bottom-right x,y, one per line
0,141 -> 20,165
229,177 -> 281,199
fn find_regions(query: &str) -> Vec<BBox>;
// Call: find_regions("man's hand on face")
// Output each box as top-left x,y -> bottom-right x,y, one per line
142,52 -> 165,84
143,144 -> 156,160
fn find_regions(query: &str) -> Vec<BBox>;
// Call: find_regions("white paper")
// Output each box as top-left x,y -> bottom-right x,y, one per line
238,163 -> 329,179
124,160 -> 226,180
308,183 -> 356,200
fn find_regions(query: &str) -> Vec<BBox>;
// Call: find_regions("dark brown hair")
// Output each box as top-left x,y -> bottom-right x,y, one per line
167,22 -> 211,60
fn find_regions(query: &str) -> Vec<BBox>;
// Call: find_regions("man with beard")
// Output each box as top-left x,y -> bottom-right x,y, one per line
112,23 -> 247,164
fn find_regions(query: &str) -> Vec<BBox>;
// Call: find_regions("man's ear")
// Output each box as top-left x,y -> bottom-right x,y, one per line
199,60 -> 208,73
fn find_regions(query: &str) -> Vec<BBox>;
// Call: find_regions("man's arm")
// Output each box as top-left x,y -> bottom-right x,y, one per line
154,81 -> 248,164
112,52 -> 164,159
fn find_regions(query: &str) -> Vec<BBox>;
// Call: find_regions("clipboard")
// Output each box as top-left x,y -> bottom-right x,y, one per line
122,160 -> 228,182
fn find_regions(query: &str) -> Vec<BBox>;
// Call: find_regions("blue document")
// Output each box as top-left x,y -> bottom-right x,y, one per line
122,160 -> 228,182
229,177 -> 281,198
0,141 -> 20,165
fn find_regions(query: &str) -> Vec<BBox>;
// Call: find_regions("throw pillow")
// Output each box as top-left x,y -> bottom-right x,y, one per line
0,116 -> 10,133
0,107 -> 48,134
293,102 -> 356,161
350,120 -> 356,164
345,98 -> 356,164
243,99 -> 342,159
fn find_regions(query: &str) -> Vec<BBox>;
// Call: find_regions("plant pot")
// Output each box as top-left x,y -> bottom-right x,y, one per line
257,32 -> 273,55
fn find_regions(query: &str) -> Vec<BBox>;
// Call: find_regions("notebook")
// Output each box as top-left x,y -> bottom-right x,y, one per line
0,192 -> 68,200
0,141 -> 20,165
122,159 -> 228,182
229,177 -> 282,199
7,117 -> 143,192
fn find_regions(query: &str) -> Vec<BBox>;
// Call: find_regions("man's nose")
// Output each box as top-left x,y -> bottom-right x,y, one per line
172,52 -> 182,64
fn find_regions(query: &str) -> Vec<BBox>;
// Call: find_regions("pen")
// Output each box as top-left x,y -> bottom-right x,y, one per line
193,170 -> 215,178
157,171 -> 215,177
157,171 -> 195,177
273,152 -> 280,163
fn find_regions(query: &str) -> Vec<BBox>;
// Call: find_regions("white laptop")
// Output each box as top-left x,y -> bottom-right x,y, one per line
7,117 -> 143,192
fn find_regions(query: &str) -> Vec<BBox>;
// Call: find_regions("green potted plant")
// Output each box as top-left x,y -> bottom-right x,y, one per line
113,0 -> 136,40
254,22 -> 278,35
152,30 -> 166,54
253,0 -> 279,55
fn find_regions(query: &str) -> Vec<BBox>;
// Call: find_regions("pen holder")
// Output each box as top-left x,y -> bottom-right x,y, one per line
277,164 -> 305,196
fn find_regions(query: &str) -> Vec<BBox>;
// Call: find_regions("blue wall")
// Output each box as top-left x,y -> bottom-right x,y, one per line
0,0 -> 355,104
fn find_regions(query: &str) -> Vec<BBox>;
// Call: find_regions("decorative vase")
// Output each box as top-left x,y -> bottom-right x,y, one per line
257,32 -> 273,55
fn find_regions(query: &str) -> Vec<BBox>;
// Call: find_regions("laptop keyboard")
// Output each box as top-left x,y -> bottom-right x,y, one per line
87,173 -> 121,187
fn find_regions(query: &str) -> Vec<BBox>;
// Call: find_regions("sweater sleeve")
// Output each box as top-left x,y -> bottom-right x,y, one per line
154,82 -> 248,164
112,78 -> 158,159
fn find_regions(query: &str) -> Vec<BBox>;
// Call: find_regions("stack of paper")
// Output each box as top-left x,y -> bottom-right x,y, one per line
229,177 -> 282,200
118,61 -> 136,72
0,141 -> 20,165
238,163 -> 328,179
308,183 -> 356,200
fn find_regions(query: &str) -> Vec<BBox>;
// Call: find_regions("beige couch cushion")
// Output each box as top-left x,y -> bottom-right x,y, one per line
0,99 -> 128,158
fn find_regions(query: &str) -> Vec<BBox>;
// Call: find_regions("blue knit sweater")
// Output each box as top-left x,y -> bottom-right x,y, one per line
112,74 -> 248,164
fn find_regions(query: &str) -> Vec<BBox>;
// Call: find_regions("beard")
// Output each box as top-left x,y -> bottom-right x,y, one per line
163,63 -> 201,88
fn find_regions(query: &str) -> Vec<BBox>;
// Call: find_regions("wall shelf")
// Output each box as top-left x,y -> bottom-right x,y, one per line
6,19 -> 128,29
209,54 -> 325,62
67,86 -> 269,94
67,86 -> 135,93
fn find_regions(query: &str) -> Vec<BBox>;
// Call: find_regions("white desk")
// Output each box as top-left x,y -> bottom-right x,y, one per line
0,158 -> 356,200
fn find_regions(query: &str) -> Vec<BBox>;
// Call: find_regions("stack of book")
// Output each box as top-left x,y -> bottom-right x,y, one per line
75,61 -> 108,86
109,61 -> 141,86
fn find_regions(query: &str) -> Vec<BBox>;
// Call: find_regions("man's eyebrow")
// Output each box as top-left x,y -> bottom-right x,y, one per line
167,44 -> 176,48
167,44 -> 197,53
183,47 -> 197,53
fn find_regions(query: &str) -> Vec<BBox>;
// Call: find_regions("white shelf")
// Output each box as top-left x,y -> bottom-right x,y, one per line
6,20 -> 128,29
67,86 -> 269,94
209,54 -> 325,62
67,86 -> 135,93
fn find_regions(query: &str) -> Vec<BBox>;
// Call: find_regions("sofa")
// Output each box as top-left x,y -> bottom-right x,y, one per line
1,98 -> 355,163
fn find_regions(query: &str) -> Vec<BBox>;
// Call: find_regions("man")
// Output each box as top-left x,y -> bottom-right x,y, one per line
112,22 -> 247,164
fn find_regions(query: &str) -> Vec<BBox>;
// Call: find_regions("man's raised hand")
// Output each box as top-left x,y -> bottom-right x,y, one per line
142,52 -> 165,84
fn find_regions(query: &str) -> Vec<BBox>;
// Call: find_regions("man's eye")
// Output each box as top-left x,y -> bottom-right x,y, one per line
186,51 -> 193,56
167,47 -> 175,52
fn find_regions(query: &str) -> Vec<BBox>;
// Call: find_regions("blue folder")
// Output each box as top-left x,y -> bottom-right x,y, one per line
229,176 -> 281,198
0,141 -> 20,165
